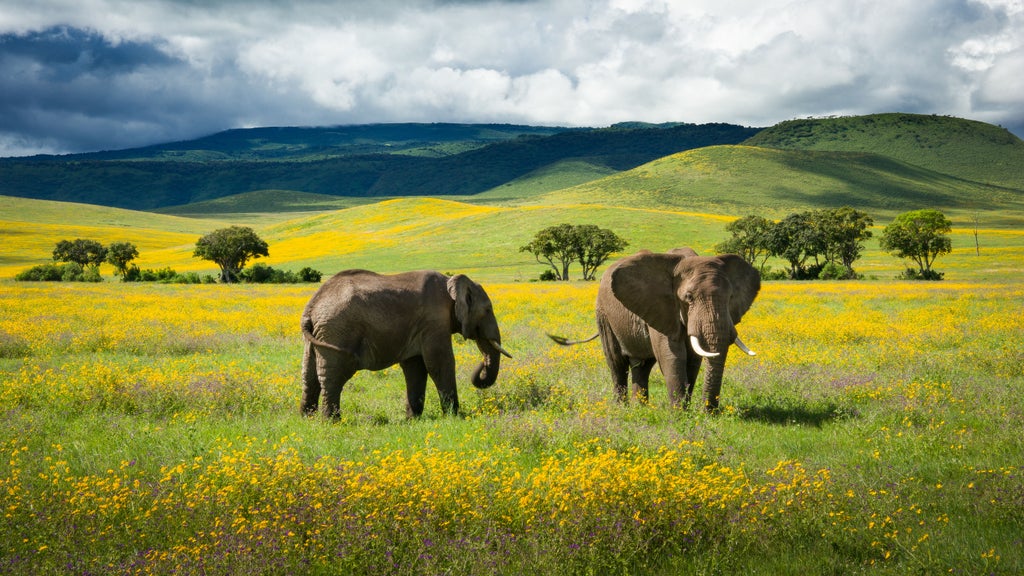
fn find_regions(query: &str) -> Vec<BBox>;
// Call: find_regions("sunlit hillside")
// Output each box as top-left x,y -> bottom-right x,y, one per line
531,145 -> 1024,227
4,194 -> 1023,283
744,113 -> 1024,189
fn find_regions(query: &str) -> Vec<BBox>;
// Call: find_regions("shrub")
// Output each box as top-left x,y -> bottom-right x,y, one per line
240,263 -> 322,283
298,267 -> 323,282
15,262 -> 101,282
15,263 -> 64,281
897,267 -> 944,281
818,262 -> 856,280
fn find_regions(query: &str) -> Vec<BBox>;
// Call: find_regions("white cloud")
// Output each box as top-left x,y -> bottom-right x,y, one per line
1,0 -> 1022,155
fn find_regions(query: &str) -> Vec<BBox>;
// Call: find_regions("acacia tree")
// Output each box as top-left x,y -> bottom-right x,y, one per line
880,209 -> 952,280
193,226 -> 269,283
813,207 -> 874,278
764,212 -> 825,279
714,215 -> 773,271
106,241 -> 139,280
53,239 -> 107,271
520,223 -> 627,281
573,225 -> 629,281
520,223 -> 577,280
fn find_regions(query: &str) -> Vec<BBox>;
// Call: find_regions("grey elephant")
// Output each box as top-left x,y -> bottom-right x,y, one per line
301,269 -> 511,419
552,248 -> 760,411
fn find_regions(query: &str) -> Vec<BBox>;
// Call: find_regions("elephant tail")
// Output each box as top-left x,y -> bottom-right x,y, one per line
547,332 -> 599,346
301,315 -> 345,353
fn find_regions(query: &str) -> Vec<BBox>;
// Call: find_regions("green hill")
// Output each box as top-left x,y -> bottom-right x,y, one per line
156,190 -> 374,217
0,123 -> 758,210
62,123 -> 569,162
744,113 -> 1024,189
531,145 -> 1024,226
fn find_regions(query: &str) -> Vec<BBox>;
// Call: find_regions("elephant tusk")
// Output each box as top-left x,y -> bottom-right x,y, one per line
734,335 -> 756,356
689,335 -> 720,358
490,339 -> 513,359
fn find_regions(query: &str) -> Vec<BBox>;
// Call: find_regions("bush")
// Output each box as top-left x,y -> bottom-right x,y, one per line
240,263 -> 322,283
818,262 -> 862,280
538,269 -> 558,281
124,266 -> 208,284
298,267 -> 322,283
897,267 -> 944,281
15,262 -> 101,282
140,267 -> 179,282
15,263 -> 64,281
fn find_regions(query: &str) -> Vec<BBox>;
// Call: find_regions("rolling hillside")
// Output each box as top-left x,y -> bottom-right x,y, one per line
4,113 -> 1024,281
0,122 -> 758,210
532,145 -> 1024,226
744,113 -> 1024,190
5,192 -> 1022,283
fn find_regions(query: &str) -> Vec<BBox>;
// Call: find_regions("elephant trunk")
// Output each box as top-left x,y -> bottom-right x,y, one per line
470,338 -> 509,389
701,351 -> 728,412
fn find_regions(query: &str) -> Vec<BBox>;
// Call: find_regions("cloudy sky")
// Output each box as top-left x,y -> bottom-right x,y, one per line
1,0 -> 1022,156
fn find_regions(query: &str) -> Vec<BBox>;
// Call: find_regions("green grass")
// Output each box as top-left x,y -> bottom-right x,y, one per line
1,277 -> 1021,574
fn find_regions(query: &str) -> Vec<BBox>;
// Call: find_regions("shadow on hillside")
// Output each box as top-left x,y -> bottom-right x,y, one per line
735,402 -> 856,428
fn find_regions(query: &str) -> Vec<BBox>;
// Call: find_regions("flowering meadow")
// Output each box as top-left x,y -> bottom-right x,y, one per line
1,275 -> 1021,575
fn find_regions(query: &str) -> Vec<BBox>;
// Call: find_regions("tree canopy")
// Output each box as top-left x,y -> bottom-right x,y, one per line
714,215 -> 774,272
106,241 -> 139,280
880,209 -> 952,280
193,226 -> 270,283
520,224 -> 628,281
719,207 -> 874,279
52,239 -> 107,270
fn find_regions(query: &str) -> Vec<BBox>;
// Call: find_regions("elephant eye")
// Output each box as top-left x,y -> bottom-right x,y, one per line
683,291 -> 694,303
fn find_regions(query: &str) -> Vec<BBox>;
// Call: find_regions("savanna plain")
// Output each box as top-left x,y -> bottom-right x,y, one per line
1,192 -> 1023,575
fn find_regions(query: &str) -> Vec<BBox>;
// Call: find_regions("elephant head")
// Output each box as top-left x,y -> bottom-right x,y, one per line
447,274 -> 511,389
609,252 -> 760,410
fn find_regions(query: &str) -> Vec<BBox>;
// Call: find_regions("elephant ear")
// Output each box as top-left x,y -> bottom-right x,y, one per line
667,247 -> 699,258
447,274 -> 473,337
718,254 -> 761,323
610,252 -> 685,337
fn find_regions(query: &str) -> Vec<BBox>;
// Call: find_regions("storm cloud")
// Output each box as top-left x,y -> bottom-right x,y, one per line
1,0 -> 1022,156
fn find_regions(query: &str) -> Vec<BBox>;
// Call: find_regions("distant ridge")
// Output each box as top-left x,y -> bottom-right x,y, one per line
0,122 -> 758,210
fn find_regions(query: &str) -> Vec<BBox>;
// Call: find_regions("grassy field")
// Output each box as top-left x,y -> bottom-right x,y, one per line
2,179 -> 1024,574
1,273 -> 1021,574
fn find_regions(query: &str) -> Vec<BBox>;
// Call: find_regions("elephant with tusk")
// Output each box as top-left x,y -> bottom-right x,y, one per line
550,248 -> 760,411
301,269 -> 511,419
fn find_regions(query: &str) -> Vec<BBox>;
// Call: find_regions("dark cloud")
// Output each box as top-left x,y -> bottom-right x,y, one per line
0,27 -> 176,76
0,0 -> 1022,156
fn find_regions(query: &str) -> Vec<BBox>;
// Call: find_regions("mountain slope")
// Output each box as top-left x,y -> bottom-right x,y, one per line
0,123 -> 758,210
76,123 -> 572,162
532,145 -> 1024,225
743,113 -> 1024,189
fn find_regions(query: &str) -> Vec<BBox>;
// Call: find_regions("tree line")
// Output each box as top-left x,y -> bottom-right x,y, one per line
519,208 -> 954,282
15,226 -> 322,284
715,207 -> 953,280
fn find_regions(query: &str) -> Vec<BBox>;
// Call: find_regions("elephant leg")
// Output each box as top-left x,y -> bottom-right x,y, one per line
301,342 -> 321,415
314,347 -> 355,420
652,333 -> 688,408
684,353 -> 702,409
598,331 -> 630,403
423,344 -> 459,415
400,356 -> 429,418
629,358 -> 656,404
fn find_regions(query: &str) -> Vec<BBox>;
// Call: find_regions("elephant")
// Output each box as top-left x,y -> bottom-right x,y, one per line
300,269 -> 511,419
551,248 -> 760,411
